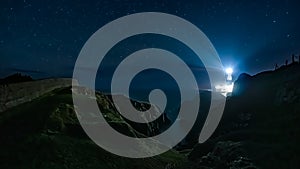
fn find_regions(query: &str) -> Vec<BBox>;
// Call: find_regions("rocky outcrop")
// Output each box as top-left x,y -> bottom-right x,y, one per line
0,73 -> 33,84
231,73 -> 252,97
232,63 -> 300,104
188,141 -> 258,169
96,93 -> 171,137
72,87 -> 172,137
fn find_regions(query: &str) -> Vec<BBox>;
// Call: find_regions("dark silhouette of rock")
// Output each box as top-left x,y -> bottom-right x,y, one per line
189,141 -> 258,169
0,73 -> 33,85
231,73 -> 252,96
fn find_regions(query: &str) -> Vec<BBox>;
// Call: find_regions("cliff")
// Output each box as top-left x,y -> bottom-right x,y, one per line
0,86 -> 184,169
232,63 -> 300,105
188,63 -> 300,169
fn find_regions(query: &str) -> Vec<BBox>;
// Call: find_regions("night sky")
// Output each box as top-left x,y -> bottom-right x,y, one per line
1,0 -> 300,79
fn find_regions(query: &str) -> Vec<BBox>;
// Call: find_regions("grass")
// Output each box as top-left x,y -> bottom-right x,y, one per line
0,87 -> 186,169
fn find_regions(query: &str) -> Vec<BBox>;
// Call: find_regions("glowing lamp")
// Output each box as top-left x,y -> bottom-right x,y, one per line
225,67 -> 233,74
225,67 -> 233,81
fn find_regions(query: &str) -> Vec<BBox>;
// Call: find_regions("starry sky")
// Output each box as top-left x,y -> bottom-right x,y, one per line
1,0 -> 300,79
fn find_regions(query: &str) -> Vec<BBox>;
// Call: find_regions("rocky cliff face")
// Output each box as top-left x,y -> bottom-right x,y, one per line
72,86 -> 172,137
232,63 -> 300,105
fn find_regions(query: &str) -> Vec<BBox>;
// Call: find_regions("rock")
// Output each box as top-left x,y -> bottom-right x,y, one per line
232,73 -> 252,97
189,141 -> 258,169
229,157 -> 258,169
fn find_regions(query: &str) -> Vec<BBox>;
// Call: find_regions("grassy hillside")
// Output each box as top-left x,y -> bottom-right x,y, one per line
0,88 -> 185,169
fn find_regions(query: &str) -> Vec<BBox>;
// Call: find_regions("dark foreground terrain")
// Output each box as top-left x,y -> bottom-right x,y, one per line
0,63 -> 299,169
187,63 -> 300,169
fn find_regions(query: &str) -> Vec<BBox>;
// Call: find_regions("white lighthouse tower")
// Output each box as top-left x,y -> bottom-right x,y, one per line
215,67 -> 234,96
225,67 -> 233,81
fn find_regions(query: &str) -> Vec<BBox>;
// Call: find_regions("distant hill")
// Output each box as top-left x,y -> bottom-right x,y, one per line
0,73 -> 33,84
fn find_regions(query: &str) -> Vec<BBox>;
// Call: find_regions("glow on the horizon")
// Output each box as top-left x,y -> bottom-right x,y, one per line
215,82 -> 234,96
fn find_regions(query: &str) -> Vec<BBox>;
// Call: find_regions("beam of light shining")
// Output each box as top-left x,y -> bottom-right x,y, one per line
215,83 -> 233,96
